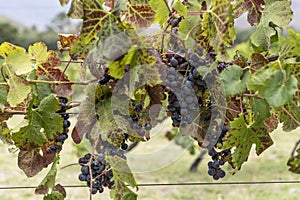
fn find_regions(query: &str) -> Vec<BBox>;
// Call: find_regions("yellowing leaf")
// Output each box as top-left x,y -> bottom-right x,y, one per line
126,4 -> 156,28
29,42 -> 48,64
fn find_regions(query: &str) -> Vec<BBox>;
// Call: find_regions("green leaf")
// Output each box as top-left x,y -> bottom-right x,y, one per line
264,71 -> 298,107
247,67 -> 274,96
223,114 -> 273,169
173,1 -> 187,17
287,147 -> 300,174
0,74 -> 8,104
280,101 -> 300,132
35,155 -> 59,195
149,0 -> 170,27
250,1 -> 293,51
7,74 -> 31,107
12,95 -> 62,147
107,155 -> 138,200
251,98 -> 270,122
43,191 -> 64,200
220,65 -> 250,96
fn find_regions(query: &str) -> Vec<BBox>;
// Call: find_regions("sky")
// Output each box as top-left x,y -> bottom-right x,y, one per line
0,0 -> 299,30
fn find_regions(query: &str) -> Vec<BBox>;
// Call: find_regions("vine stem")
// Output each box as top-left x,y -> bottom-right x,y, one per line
163,0 -> 172,13
59,163 -> 80,170
291,139 -> 300,157
25,79 -> 97,85
59,58 -> 72,82
282,107 -> 300,126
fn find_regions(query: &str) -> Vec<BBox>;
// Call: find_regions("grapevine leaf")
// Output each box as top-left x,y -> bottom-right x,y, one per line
232,0 -> 265,26
149,0 -> 169,27
7,75 -> 31,107
35,155 -> 59,195
128,48 -> 162,98
59,0 -> 70,6
178,15 -> 201,36
250,1 -> 293,51
264,71 -> 298,107
280,101 -> 300,132
0,42 -> 23,58
126,4 -> 156,28
250,53 -> 269,72
287,147 -> 300,174
0,114 -> 11,144
36,51 -> 72,97
223,114 -> 273,169
197,0 -> 235,56
220,65 -> 250,96
67,0 -> 84,19
173,1 -> 187,17
264,114 -> 279,133
107,155 -> 138,200
0,74 -> 8,104
71,0 -> 127,59
28,42 -> 48,64
18,149 -> 47,177
43,191 -> 64,200
5,48 -> 33,76
12,94 -> 62,147
251,98 -> 270,122
247,67 -> 274,96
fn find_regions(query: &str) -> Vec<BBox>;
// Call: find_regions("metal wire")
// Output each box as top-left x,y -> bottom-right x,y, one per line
1,180 -> 300,190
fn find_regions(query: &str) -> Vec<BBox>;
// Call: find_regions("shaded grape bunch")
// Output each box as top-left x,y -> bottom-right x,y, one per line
78,153 -> 114,194
207,125 -> 231,180
217,61 -> 232,72
46,97 -> 70,154
112,102 -> 153,139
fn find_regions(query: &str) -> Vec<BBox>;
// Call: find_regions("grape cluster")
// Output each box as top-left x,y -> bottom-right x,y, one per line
206,125 -> 231,180
46,97 -> 70,154
97,68 -> 117,89
164,49 -> 208,128
78,153 -> 114,194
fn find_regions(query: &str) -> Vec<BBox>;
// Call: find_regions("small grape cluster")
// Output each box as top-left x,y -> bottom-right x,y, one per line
78,153 -> 114,194
113,102 -> 153,139
97,136 -> 127,160
46,97 -> 70,154
207,125 -> 231,180
97,68 -> 117,89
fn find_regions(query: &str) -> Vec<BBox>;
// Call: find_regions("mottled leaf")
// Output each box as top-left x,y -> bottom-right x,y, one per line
67,0 -> 84,19
223,114 -> 273,169
232,0 -> 265,26
250,53 -> 269,72
126,4 -> 155,28
18,149 -> 47,177
280,101 -> 300,132
197,0 -> 236,56
250,1 -> 293,51
29,42 -> 48,64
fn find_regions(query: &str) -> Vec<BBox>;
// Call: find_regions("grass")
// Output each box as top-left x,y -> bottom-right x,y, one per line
0,120 -> 299,200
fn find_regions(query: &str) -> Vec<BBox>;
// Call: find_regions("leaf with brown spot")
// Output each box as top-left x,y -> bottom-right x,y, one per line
126,4 -> 156,28
233,0 -> 265,26
250,53 -> 269,72
18,149 -> 47,177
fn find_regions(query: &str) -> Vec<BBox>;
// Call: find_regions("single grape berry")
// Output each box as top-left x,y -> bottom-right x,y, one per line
144,123 -> 152,131
121,143 -> 128,150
